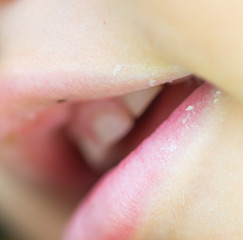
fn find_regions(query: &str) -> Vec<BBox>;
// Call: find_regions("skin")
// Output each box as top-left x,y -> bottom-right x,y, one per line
0,0 -> 243,239
131,0 -> 243,104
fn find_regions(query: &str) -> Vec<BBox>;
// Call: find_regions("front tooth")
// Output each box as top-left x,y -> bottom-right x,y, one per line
122,85 -> 163,118
92,106 -> 134,146
69,100 -> 135,170
78,137 -> 109,170
77,107 -> 134,171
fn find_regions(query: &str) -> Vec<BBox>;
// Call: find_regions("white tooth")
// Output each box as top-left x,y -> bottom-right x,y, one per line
78,137 -> 109,171
73,100 -> 135,171
92,108 -> 134,146
122,85 -> 163,118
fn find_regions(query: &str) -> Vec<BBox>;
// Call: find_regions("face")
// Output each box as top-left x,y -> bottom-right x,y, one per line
0,1 -> 243,240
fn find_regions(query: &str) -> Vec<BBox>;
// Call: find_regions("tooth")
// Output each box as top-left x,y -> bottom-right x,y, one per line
78,106 -> 134,170
78,137 -> 109,170
72,101 -> 134,170
122,85 -> 163,118
92,107 -> 134,146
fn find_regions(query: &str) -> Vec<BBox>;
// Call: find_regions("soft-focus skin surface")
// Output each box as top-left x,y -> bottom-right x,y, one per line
0,1 -> 243,240
0,0 -> 188,114
130,0 -> 243,104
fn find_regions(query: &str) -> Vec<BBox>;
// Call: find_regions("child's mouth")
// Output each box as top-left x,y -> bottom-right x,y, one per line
64,77 -> 219,240
1,73 -> 220,240
13,75 -> 205,187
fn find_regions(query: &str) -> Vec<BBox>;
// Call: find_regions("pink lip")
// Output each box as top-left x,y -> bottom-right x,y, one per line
65,83 -> 215,240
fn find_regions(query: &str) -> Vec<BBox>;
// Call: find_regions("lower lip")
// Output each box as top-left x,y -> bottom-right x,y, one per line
65,83 -> 216,240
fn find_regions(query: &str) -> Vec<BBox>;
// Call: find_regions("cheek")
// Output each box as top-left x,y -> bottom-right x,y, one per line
133,91 -> 243,240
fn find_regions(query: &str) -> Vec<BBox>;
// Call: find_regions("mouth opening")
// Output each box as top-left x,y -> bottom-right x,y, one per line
64,75 -> 204,193
13,74 -> 204,196
108,75 -> 204,167
64,74 -> 210,240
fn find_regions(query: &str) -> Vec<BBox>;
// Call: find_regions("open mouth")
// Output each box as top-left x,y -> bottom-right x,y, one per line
62,76 -> 217,240
62,75 -> 203,173
2,74 -> 219,239
14,75 -> 203,186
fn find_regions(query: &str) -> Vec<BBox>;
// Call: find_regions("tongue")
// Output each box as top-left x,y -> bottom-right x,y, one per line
65,83 -> 216,240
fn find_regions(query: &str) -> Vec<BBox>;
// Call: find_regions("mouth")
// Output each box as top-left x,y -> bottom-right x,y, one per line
1,73 -> 220,239
63,76 -> 219,240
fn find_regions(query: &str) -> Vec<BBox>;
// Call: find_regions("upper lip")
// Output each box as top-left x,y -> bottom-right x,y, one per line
0,70 -> 190,104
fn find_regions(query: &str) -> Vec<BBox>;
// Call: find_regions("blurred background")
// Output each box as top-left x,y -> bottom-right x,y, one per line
0,163 -> 78,240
